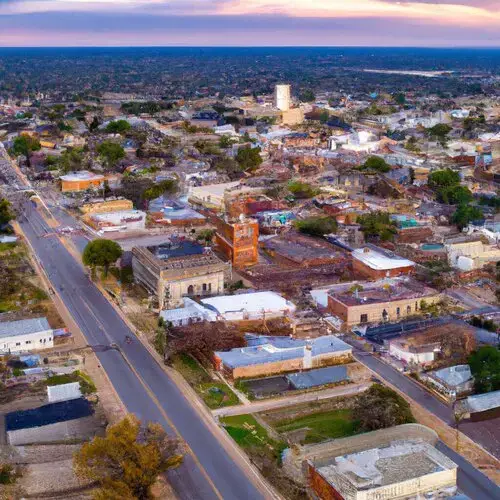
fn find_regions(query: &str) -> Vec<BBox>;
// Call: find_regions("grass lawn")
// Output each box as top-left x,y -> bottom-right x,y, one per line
45,370 -> 97,395
172,354 -> 240,409
220,414 -> 286,461
272,408 -> 360,444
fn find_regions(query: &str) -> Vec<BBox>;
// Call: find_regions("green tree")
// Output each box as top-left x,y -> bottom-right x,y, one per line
295,216 -> 337,237
439,185 -> 473,205
468,346 -> 500,394
143,179 -> 177,201
356,211 -> 397,241
58,147 -> 86,173
428,169 -> 460,191
426,123 -> 452,146
0,198 -> 15,228
218,135 -> 234,149
288,180 -> 319,199
97,141 -> 125,169
74,414 -> 182,500
358,156 -> 391,173
12,135 -> 41,168
82,239 -> 123,277
353,384 -> 415,431
451,204 -> 483,230
394,93 -> 406,105
299,89 -> 316,102
319,110 -> 330,124
106,120 -> 131,134
235,146 -> 262,172
196,229 -> 215,244
89,116 -> 101,132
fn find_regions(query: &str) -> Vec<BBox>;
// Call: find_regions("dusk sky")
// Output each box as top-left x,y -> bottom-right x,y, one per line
0,0 -> 499,47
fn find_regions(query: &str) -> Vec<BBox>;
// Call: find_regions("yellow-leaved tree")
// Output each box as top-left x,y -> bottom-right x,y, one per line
74,414 -> 183,499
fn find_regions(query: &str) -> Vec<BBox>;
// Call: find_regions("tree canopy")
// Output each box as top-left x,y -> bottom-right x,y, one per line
426,123 -> 452,145
427,169 -> 460,191
96,141 -> 125,168
295,216 -> 337,238
143,179 -> 177,201
235,146 -> 262,172
74,414 -> 183,500
0,198 -> 15,228
353,384 -> 415,431
12,135 -> 41,167
358,156 -> 391,173
468,346 -> 500,394
106,120 -> 132,134
299,89 -> 316,102
287,180 -> 320,199
451,204 -> 483,230
356,211 -> 397,241
82,239 -> 123,276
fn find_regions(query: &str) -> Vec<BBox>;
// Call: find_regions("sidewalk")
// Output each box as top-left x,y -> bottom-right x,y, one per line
212,383 -> 370,417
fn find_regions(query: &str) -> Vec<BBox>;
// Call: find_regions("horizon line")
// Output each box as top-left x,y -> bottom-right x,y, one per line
1,45 -> 500,50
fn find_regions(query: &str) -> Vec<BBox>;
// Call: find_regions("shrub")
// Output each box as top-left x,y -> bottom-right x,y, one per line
295,216 -> 337,237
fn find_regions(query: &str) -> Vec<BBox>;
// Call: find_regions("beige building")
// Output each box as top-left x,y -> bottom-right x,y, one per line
327,278 -> 440,327
445,237 -> 500,271
80,198 -> 133,215
308,439 -> 458,500
132,239 -> 230,309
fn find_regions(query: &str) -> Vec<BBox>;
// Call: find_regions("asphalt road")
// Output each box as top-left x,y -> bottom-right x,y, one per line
19,205 -> 269,500
354,350 -> 500,499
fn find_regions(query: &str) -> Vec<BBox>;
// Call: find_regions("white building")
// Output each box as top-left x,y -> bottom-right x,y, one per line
0,318 -> 54,354
86,209 -> 146,234
201,291 -> 296,321
389,339 -> 440,366
274,84 -> 291,111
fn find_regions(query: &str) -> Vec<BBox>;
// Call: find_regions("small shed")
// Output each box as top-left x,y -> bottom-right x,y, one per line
47,382 -> 82,403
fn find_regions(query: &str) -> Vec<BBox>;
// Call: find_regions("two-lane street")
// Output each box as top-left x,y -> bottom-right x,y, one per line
19,204 -> 272,500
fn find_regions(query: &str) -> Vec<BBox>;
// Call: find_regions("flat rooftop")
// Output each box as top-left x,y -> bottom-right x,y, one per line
328,277 -> 437,307
0,317 -> 51,339
466,390 -> 500,414
60,170 -> 105,182
316,440 -> 456,491
352,244 -> 415,271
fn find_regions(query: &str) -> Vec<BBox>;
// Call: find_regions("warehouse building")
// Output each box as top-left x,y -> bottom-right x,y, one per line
0,317 -> 54,354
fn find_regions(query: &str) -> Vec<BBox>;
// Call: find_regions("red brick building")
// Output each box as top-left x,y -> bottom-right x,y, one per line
215,217 -> 259,267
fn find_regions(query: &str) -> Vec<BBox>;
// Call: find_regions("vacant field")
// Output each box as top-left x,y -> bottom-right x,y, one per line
220,414 -> 305,500
272,408 -> 360,444
171,354 -> 239,409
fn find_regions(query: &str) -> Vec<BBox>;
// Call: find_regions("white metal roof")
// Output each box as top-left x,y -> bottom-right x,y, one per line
201,291 -> 296,315
352,247 -> 415,271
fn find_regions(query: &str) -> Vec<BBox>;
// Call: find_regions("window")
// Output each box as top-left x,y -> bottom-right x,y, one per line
415,301 -> 418,311
15,342 -> 21,346
202,283 -> 207,292
407,305 -> 411,314
48,337 -> 51,341
25,340 -> 32,344
187,285 -> 194,295
208,283 -> 212,292
396,307 -> 400,318
382,309 -> 388,321
360,314 -> 368,323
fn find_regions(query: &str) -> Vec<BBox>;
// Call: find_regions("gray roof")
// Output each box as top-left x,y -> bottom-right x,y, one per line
286,365 -> 348,390
466,390 -> 500,414
0,317 -> 51,339
431,364 -> 472,388
215,334 -> 352,369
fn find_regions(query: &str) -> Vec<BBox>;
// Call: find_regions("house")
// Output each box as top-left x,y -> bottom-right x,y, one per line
422,365 -> 474,400
84,210 -> 146,234
214,216 -> 259,267
351,245 -> 415,279
0,318 -> 54,354
159,298 -> 211,327
214,333 -> 352,379
327,277 -> 440,327
132,238 -> 230,309
445,237 -> 500,271
463,390 -> 500,422
308,439 -> 458,500
201,291 -> 296,322
148,197 -> 206,226
60,171 -> 105,193
389,339 -> 440,367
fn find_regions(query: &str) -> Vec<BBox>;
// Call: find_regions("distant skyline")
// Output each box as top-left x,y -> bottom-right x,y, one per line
0,1 -> 499,47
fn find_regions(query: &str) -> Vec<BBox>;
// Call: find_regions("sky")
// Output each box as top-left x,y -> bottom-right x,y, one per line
0,0 -> 499,47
